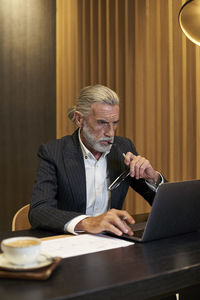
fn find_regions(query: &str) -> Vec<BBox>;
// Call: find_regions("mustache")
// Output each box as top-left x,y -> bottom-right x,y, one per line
97,138 -> 114,143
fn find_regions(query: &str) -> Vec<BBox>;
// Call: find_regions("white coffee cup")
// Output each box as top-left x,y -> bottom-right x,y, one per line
1,236 -> 41,265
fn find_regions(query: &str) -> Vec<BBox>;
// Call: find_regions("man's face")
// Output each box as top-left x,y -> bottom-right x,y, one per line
81,103 -> 119,154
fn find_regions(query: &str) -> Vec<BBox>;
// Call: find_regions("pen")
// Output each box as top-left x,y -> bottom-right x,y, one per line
108,142 -> 127,159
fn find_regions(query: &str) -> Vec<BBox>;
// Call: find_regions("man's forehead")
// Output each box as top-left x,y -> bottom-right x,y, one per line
90,103 -> 119,118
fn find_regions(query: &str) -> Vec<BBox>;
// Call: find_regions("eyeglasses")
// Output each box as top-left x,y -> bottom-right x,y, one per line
108,169 -> 130,191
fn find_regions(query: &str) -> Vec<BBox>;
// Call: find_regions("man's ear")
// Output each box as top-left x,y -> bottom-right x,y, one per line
74,111 -> 83,128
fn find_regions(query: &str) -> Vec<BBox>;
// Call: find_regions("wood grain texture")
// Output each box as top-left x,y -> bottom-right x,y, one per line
1,228 -> 200,299
57,0 -> 200,215
0,0 -> 56,230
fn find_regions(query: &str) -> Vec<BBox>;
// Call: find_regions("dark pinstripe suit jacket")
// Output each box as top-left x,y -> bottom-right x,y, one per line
29,130 -> 156,233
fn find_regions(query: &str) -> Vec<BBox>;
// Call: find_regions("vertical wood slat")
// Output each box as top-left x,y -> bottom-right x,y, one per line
115,0 -> 119,92
181,0 -> 187,181
97,0 -> 102,82
81,0 -> 86,86
168,0 -> 175,181
56,0 -> 200,215
106,0 -> 110,86
196,47 -> 200,178
156,0 -> 162,172
90,0 -> 94,83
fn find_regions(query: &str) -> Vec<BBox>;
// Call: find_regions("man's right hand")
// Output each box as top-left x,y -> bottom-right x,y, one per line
75,208 -> 135,236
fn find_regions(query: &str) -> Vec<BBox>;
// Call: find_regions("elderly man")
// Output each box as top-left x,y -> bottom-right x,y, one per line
29,84 -> 164,236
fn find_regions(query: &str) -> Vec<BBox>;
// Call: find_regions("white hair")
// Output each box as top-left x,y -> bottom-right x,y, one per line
67,84 -> 119,123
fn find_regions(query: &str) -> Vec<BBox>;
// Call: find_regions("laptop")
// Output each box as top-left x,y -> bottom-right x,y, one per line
106,180 -> 200,242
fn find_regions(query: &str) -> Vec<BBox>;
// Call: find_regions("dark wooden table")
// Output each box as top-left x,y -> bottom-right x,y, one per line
0,228 -> 200,300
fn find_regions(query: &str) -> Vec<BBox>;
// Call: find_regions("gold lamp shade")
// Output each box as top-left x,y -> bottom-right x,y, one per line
179,0 -> 200,46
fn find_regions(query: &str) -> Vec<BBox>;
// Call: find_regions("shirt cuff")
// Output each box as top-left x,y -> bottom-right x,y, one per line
145,172 -> 164,192
64,215 -> 88,235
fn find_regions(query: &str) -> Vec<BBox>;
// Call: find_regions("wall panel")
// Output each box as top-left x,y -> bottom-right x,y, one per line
0,0 -> 56,230
57,0 -> 200,215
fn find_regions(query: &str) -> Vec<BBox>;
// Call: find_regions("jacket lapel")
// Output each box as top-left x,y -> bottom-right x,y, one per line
62,131 -> 87,212
107,147 -> 123,209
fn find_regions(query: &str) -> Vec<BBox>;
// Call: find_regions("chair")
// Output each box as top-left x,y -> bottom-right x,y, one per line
12,204 -> 31,231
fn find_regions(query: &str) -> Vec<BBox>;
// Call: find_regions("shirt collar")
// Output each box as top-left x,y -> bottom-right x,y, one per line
78,128 -> 110,159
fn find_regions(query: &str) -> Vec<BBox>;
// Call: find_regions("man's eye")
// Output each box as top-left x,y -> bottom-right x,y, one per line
98,120 -> 107,125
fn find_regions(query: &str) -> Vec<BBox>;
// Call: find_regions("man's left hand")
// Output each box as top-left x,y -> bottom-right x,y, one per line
123,152 -> 159,183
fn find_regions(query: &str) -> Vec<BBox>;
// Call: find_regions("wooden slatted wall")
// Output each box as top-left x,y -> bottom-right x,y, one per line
56,0 -> 200,215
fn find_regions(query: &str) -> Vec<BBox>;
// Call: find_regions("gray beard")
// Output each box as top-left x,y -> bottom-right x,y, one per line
82,122 -> 114,153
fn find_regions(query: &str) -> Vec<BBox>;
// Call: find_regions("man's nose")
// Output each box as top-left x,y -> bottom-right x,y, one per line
105,123 -> 115,137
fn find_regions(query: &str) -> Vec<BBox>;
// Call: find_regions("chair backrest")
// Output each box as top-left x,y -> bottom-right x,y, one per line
12,204 -> 31,231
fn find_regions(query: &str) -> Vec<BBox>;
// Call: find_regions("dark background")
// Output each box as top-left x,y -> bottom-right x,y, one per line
0,0 -> 56,231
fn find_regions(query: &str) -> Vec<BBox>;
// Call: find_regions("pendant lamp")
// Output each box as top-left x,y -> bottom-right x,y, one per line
179,0 -> 200,46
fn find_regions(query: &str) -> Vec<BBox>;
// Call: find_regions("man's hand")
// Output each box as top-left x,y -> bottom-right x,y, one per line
123,152 -> 159,183
75,209 -> 135,236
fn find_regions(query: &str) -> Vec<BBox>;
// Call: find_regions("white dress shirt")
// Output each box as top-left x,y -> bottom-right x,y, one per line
65,130 -> 111,234
65,130 -> 164,234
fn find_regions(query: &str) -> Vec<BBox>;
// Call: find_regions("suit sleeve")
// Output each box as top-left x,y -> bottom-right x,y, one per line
29,143 -> 82,233
114,137 -> 164,206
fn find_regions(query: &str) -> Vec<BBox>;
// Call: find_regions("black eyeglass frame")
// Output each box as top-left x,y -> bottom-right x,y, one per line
108,169 -> 130,191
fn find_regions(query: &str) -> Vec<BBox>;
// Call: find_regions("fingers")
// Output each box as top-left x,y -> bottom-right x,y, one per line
75,209 -> 135,236
124,152 -> 156,180
111,214 -> 134,236
100,209 -> 135,236
117,210 -> 135,226
105,211 -> 134,236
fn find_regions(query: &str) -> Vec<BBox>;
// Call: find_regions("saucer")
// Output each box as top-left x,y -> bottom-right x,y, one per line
0,253 -> 54,271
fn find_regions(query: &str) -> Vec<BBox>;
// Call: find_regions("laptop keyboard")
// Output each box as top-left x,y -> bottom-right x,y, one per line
132,229 -> 144,238
104,222 -> 146,240
129,222 -> 146,231
122,229 -> 144,239
122,223 -> 146,239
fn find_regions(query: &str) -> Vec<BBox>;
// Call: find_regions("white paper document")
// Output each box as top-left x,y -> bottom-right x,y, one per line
41,234 -> 133,258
